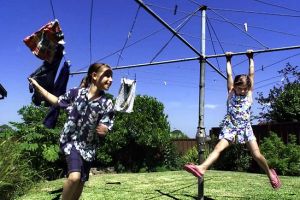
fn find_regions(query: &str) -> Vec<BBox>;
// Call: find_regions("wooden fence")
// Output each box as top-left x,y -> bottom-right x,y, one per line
172,139 -> 197,155
172,122 -> 300,155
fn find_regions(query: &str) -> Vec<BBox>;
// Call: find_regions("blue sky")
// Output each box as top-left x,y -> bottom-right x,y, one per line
0,0 -> 300,138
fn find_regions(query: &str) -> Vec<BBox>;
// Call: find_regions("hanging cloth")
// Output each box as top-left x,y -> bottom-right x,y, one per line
29,44 -> 64,106
23,19 -> 65,63
43,61 -> 70,128
114,78 -> 136,113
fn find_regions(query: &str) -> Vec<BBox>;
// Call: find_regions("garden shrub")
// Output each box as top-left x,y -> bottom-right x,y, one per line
96,95 -> 180,172
205,133 -> 252,172
260,132 -> 300,176
0,138 -> 38,200
181,146 -> 199,165
212,143 -> 252,172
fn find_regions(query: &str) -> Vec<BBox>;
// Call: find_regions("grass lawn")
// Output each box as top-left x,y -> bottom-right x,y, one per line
17,170 -> 300,200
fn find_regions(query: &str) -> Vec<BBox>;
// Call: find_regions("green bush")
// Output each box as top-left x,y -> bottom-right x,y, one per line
205,133 -> 252,172
0,138 -> 38,200
260,132 -> 300,176
96,95 -> 179,172
8,104 -> 67,180
212,143 -> 252,172
181,146 -> 199,164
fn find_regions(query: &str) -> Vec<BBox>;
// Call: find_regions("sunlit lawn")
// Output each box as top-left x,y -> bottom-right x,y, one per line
18,170 -> 300,200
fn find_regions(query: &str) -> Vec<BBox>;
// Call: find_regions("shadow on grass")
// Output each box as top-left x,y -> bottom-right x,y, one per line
48,188 -> 63,200
183,194 -> 214,200
82,177 -> 219,199
145,183 -> 198,200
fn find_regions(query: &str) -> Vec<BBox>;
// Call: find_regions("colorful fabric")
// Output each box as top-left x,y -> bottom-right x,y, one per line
58,87 -> 115,162
23,20 -> 65,63
29,44 -> 64,106
219,92 -> 256,143
114,78 -> 136,113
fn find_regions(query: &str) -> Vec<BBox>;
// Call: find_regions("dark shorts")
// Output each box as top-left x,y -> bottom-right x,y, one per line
66,146 -> 92,182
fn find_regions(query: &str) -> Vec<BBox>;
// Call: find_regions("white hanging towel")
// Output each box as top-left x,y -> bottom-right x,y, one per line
114,78 -> 136,113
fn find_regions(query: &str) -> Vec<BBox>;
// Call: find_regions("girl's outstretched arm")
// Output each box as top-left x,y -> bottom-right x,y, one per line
226,52 -> 233,92
28,78 -> 59,106
246,49 -> 254,91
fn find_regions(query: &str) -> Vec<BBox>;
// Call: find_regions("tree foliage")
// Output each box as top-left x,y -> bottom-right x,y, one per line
260,132 -> 300,176
97,95 -> 179,172
4,104 -> 67,179
170,129 -> 189,139
256,63 -> 300,122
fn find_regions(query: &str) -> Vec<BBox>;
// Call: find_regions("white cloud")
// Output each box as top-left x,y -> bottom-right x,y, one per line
205,104 -> 218,109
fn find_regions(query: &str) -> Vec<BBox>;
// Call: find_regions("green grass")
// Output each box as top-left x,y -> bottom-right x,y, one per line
17,170 -> 300,200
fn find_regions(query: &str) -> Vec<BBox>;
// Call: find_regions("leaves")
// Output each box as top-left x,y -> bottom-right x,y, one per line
97,95 -> 178,172
256,63 -> 300,122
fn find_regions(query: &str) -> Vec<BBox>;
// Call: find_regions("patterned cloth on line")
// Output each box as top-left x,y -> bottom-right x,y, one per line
23,19 -> 65,63
29,44 -> 64,106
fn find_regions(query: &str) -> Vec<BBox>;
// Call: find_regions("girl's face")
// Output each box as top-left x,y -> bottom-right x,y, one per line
92,67 -> 113,90
234,85 -> 249,96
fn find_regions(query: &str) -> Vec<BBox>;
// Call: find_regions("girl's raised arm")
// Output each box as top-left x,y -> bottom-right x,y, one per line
246,49 -> 254,91
226,52 -> 234,92
28,78 -> 59,106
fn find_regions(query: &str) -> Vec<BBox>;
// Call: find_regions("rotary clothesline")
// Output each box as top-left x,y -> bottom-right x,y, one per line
69,44 -> 300,76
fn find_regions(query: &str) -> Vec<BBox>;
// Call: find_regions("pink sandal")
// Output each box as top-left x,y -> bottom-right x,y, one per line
270,169 -> 281,189
184,163 -> 203,178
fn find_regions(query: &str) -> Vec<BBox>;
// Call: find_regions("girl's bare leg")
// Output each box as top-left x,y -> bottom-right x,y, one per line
196,139 -> 230,174
246,140 -> 273,179
62,172 -> 81,200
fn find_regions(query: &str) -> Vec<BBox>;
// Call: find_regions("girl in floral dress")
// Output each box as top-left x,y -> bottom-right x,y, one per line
184,50 -> 281,189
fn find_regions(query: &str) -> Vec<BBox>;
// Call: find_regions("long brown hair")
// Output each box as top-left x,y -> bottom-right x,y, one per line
80,63 -> 112,88
234,74 -> 252,89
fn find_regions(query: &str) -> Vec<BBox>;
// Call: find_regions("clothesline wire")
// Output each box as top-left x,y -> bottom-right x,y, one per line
148,1 -> 300,18
74,14 -> 195,72
254,80 -> 281,90
150,6 -> 200,63
117,5 -> 141,66
89,0 -> 94,65
208,7 -> 300,18
206,17 -> 222,71
142,2 -> 300,38
206,18 -> 225,54
209,8 -> 269,49
252,0 -> 300,13
255,52 -> 300,72
208,17 -> 300,38
147,1 -> 300,41
49,0 -> 56,19
256,75 -> 282,84
180,32 -> 261,49
49,0 -> 68,62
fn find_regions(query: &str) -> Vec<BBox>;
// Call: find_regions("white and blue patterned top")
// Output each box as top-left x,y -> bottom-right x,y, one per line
58,87 -> 114,162
219,91 -> 256,143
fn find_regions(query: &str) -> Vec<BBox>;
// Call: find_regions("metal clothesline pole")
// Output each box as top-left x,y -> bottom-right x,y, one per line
69,44 -> 300,76
196,6 -> 207,200
69,56 -> 200,75
205,45 -> 300,58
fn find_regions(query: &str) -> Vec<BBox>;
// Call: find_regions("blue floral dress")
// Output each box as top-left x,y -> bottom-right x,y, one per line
58,87 -> 114,162
219,91 -> 256,143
